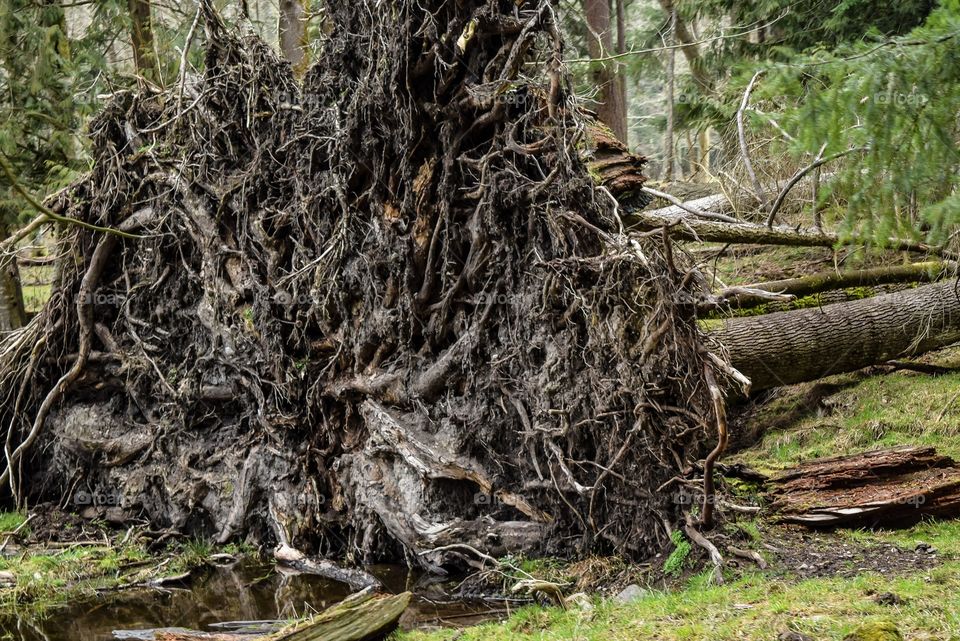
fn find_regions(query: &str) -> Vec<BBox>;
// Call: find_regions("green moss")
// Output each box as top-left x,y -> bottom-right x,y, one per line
842,621 -> 903,641
663,531 -> 691,577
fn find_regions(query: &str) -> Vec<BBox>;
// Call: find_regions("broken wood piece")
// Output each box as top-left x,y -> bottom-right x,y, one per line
274,544 -> 383,592
148,588 -> 412,641
766,446 -> 960,528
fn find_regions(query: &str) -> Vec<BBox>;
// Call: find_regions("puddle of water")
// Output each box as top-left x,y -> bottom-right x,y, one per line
0,559 -> 504,641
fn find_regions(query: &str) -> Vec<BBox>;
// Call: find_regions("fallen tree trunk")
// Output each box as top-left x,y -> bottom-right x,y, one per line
713,261 -> 953,310
712,278 -> 960,391
626,209 -> 948,256
765,446 -> 960,528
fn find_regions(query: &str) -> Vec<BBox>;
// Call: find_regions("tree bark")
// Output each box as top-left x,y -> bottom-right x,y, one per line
127,0 -> 159,83
713,279 -> 960,391
662,8 -> 676,181
583,0 -> 628,142
657,0 -> 712,93
766,446 -> 960,528
0,227 -> 26,332
0,255 -> 25,332
279,0 -> 309,74
715,261 -> 953,310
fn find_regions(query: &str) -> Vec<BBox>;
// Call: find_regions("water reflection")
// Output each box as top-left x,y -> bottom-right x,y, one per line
0,560 -> 502,641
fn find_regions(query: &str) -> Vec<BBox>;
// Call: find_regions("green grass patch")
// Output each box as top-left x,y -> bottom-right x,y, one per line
0,512 -> 27,533
398,559 -> 960,640
736,353 -> 960,473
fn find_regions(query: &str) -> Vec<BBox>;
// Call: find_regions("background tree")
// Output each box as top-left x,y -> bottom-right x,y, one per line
582,0 -> 628,142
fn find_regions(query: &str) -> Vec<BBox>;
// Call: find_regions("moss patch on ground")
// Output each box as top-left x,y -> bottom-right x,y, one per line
0,527 -> 248,615
399,559 -> 960,640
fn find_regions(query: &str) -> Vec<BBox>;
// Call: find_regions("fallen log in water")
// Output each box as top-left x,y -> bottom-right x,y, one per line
765,446 -> 960,527
146,589 -> 412,641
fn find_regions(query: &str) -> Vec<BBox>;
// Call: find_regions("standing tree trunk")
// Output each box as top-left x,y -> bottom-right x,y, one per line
583,0 -> 628,142
656,0 -> 711,93
713,279 -> 960,391
662,8 -> 676,181
0,229 -> 25,331
279,0 -> 309,74
127,0 -> 159,83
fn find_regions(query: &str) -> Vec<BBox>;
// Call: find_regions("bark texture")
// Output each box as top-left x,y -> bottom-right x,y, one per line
127,0 -> 158,82
583,0 -> 628,142
0,255 -> 25,331
278,0 -> 308,73
766,446 -> 960,528
713,279 -> 960,391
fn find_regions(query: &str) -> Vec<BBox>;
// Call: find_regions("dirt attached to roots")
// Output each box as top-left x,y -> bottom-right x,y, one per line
0,0 -> 720,570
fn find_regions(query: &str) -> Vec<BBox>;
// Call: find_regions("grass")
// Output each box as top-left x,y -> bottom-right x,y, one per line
0,512 -> 27,533
737,348 -> 960,473
399,559 -> 960,640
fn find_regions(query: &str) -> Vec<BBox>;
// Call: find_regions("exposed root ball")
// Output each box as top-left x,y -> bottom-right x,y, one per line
0,0 -> 715,568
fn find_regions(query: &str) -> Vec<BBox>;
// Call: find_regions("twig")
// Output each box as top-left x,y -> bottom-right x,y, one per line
766,146 -> 864,227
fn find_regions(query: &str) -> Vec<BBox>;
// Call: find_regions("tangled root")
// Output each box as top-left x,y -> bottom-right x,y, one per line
0,0 -> 717,568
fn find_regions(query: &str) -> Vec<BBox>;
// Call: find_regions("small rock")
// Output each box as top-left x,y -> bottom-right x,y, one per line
564,592 -> 594,610
777,632 -> 814,641
873,592 -> 903,606
915,542 -> 931,552
842,621 -> 903,641
614,584 -> 649,603
0,570 -> 14,587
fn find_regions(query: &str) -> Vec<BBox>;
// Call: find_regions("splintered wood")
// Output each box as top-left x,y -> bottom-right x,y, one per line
766,446 -> 960,527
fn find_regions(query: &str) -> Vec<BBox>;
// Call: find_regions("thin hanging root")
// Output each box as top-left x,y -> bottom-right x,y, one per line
699,359 -> 729,529
1,234 -> 116,500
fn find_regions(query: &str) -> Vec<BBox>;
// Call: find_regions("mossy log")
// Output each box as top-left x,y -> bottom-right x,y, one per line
153,590 -> 412,641
712,261 -> 953,310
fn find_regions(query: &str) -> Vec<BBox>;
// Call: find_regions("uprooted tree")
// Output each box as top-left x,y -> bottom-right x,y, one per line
0,1 -> 726,568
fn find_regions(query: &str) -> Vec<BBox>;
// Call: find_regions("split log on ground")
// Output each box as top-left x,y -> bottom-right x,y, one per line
712,278 -> 960,391
152,589 -> 412,641
711,261 -> 953,310
765,446 -> 960,527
